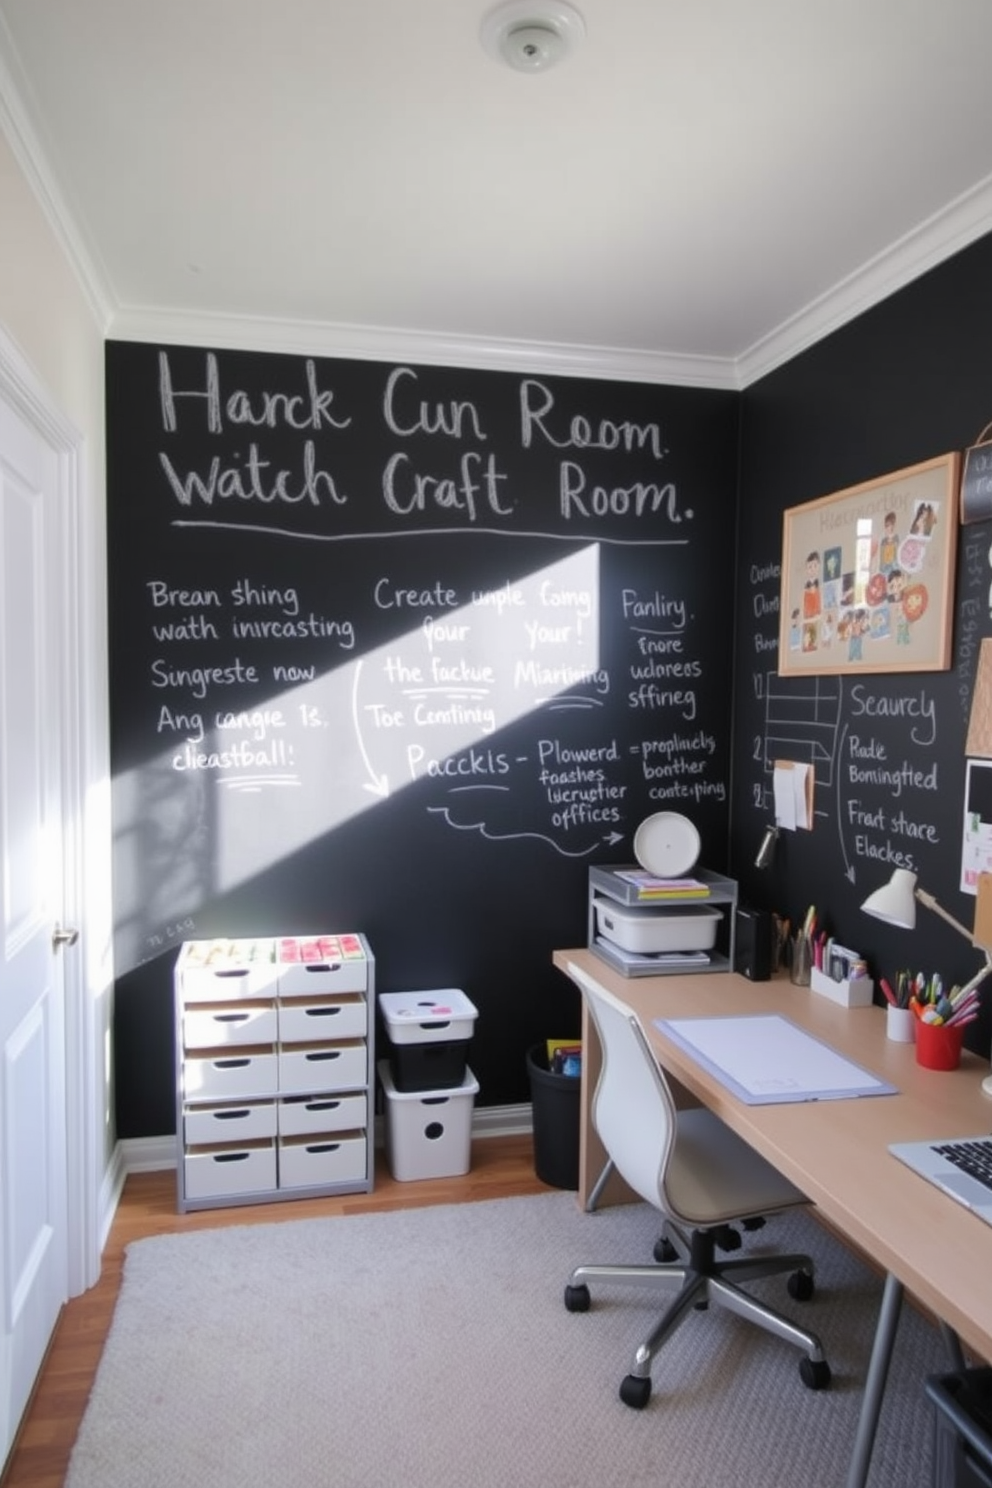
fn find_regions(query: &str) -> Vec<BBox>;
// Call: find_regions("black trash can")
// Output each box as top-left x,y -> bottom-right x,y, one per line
526,1043 -> 580,1190
926,1369 -> 992,1487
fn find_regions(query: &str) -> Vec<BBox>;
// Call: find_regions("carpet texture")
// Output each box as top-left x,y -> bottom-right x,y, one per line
66,1193 -> 947,1487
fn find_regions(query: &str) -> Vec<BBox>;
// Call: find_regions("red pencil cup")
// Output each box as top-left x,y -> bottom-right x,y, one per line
915,1019 -> 964,1071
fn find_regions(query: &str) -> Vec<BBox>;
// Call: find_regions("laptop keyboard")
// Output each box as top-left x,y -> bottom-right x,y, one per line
934,1139 -> 992,1191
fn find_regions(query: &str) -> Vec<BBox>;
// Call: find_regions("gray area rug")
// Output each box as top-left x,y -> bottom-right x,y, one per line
66,1193 -> 947,1487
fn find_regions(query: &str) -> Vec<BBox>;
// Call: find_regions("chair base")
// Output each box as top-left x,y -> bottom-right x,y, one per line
566,1223 -> 830,1407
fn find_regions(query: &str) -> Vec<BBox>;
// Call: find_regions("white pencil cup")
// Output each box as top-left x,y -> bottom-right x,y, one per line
886,1006 -> 915,1044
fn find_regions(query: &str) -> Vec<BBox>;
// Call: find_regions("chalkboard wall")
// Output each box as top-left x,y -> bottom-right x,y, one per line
731,230 -> 992,1066
110,229 -> 992,1140
106,343 -> 740,1134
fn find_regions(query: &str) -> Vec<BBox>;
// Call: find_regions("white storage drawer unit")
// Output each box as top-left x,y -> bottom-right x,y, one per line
185,1142 -> 277,1202
183,1002 -> 278,1049
278,1040 -> 367,1095
278,1132 -> 368,1189
184,1050 -> 279,1102
277,1092 -> 366,1137
278,996 -> 367,1043
184,1100 -> 277,1145
175,933 -> 375,1213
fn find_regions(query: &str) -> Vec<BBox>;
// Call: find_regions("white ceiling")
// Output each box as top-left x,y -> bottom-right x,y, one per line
4,0 -> 992,388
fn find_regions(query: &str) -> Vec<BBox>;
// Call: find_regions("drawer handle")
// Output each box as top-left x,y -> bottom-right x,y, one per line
299,962 -> 341,974
214,1057 -> 251,1069
214,969 -> 250,980
305,1143 -> 341,1154
213,1012 -> 251,1024
213,1151 -> 250,1164
305,1100 -> 341,1113
418,1020 -> 451,1031
304,1050 -> 340,1063
303,1007 -> 342,1019
213,1108 -> 252,1121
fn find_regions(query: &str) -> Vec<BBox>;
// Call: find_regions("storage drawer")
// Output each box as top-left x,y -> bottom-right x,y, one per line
178,941 -> 279,1003
185,1050 -> 278,1102
278,1132 -> 367,1189
183,1002 -> 277,1049
277,951 -> 368,998
184,1100 -> 277,1146
277,1092 -> 367,1137
278,1041 -> 367,1095
184,1141 -> 277,1200
278,995 -> 367,1042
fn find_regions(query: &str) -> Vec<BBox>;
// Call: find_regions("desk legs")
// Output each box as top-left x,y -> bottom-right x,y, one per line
846,1271 -> 903,1488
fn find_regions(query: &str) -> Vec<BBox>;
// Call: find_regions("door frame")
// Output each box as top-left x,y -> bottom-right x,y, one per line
0,322 -> 103,1298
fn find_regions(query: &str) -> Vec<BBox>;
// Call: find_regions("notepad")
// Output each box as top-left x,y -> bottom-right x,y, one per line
655,1014 -> 897,1104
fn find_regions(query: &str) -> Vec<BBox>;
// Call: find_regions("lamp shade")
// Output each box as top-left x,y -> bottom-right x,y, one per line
860,868 -> 918,929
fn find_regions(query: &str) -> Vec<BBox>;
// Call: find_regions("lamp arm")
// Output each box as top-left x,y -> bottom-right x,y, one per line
953,955 -> 992,1001
915,888 -> 978,946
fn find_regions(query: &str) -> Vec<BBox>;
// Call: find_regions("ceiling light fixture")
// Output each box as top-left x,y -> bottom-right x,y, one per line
480,1 -> 585,74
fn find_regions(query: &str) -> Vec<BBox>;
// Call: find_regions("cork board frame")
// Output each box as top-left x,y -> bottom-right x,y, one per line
778,453 -> 960,677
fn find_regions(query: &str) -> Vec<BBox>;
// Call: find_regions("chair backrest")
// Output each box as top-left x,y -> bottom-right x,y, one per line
572,968 -> 677,1210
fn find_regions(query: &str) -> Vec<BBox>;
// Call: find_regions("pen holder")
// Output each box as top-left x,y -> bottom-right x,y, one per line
915,1019 -> 963,1071
885,1005 -> 916,1043
809,965 -> 874,1008
789,935 -> 811,987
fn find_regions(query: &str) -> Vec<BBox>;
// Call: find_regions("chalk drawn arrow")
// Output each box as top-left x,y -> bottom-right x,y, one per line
351,658 -> 390,798
428,807 -> 623,858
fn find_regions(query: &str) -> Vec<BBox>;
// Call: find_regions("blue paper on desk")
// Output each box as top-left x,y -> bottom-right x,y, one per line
656,1014 -> 897,1104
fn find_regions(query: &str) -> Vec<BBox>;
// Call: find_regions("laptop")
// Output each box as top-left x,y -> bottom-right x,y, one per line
889,1136 -> 992,1225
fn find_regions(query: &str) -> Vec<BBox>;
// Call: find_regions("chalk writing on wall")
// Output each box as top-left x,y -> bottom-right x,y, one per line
107,344 -> 739,974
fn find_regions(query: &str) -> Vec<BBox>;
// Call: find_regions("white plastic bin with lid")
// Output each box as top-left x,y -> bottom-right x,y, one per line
378,1060 -> 479,1180
379,988 -> 478,1092
593,900 -> 722,954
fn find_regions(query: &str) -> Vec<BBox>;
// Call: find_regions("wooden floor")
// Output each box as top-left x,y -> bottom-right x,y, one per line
1,1134 -> 547,1488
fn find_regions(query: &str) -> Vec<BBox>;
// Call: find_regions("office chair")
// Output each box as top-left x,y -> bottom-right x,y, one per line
563,972 -> 831,1409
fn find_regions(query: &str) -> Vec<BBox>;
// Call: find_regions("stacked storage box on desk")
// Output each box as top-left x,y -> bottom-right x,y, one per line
588,866 -> 738,976
378,989 -> 479,1181
175,933 -> 374,1212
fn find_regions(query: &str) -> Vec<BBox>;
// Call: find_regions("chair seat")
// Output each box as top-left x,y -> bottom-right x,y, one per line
664,1107 -> 810,1228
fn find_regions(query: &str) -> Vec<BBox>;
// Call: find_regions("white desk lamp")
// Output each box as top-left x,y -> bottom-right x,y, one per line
861,867 -> 992,1097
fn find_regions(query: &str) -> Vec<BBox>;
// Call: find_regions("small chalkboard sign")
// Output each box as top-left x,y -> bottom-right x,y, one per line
961,439 -> 992,524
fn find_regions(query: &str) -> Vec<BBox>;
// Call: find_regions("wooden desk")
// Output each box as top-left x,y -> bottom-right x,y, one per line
553,950 -> 992,1488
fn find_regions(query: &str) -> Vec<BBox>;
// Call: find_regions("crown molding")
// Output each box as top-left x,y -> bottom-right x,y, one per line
737,171 -> 992,389
106,303 -> 739,389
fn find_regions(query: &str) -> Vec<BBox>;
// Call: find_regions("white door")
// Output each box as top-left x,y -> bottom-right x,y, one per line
0,387 -> 70,1465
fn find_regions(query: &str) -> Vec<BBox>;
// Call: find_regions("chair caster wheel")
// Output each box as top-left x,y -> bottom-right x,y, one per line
788,1269 -> 814,1301
564,1283 -> 590,1312
620,1373 -> 652,1409
653,1237 -> 678,1262
800,1357 -> 831,1390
